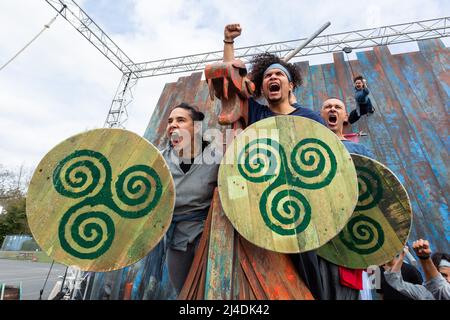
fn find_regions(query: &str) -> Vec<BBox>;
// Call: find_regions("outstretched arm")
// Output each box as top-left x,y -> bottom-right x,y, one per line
412,239 -> 439,281
224,24 -> 241,62
383,248 -> 435,300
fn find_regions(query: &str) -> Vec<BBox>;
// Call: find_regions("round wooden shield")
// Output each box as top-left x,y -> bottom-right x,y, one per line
317,154 -> 413,268
26,129 -> 175,272
218,116 -> 359,253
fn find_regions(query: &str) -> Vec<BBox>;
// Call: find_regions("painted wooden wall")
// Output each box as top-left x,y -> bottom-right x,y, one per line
88,39 -> 449,299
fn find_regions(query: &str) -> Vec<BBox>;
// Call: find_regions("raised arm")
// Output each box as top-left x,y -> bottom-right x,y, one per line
413,239 -> 450,299
383,248 -> 435,300
223,24 -> 241,62
413,239 -> 439,281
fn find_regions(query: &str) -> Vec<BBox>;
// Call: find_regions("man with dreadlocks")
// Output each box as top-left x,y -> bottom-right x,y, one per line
223,24 -> 325,127
219,24 -> 361,300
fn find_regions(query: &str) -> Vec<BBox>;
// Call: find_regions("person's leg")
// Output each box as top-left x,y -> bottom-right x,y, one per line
348,109 -> 360,124
367,99 -> 375,113
293,251 -> 325,300
166,236 -> 201,295
359,103 -> 369,116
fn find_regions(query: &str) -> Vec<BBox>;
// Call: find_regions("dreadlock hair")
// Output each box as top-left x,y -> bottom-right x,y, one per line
249,52 -> 302,98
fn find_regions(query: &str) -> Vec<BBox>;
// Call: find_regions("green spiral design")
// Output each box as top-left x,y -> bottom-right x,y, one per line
238,138 -> 282,183
53,149 -> 163,260
290,138 -> 337,189
355,166 -> 383,211
113,165 -> 163,219
260,186 -> 311,235
338,215 -> 385,254
236,138 -> 336,236
53,150 -> 111,199
58,202 -> 115,260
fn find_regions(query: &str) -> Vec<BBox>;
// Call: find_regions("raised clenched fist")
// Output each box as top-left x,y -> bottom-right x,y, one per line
224,24 -> 242,41
412,239 -> 432,259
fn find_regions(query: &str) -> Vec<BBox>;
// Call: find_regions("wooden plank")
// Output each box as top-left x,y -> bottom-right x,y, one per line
293,61 -> 314,110
318,154 -> 412,268
322,63 -> 343,99
394,52 -> 449,150
238,239 -> 268,299
27,128 -> 175,272
144,82 -> 177,146
309,64 -> 329,112
371,46 -> 448,249
375,46 -> 449,205
240,237 -> 314,300
417,39 -> 450,99
204,189 -> 235,299
218,116 -> 358,253
356,49 -> 445,248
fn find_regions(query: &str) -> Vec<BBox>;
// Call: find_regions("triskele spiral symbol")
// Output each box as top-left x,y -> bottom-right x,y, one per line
53,149 -> 162,259
237,138 -> 336,235
338,215 -> 385,254
355,166 -> 382,211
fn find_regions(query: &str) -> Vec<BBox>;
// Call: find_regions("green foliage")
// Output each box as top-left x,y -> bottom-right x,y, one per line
0,197 -> 29,246
0,164 -> 32,247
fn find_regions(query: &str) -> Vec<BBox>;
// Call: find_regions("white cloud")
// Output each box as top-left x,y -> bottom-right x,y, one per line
0,0 -> 448,173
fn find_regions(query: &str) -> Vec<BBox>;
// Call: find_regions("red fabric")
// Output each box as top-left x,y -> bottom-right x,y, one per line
339,266 -> 363,290
343,133 -> 360,143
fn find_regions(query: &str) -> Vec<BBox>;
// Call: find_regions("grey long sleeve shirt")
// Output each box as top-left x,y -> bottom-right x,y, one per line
384,271 -> 435,300
161,143 -> 221,251
424,273 -> 450,300
385,271 -> 450,300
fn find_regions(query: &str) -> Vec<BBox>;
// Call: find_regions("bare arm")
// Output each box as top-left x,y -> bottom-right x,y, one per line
223,24 -> 241,62
412,239 -> 440,281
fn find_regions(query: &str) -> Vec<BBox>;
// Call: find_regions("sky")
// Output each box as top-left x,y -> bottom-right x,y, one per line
0,0 -> 449,174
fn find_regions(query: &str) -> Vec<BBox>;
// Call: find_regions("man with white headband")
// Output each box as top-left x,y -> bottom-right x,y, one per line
223,24 -> 325,127
413,239 -> 450,299
223,24 -> 355,301
383,239 -> 450,300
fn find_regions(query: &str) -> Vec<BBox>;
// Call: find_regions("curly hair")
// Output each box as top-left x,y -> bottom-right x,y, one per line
249,53 -> 302,98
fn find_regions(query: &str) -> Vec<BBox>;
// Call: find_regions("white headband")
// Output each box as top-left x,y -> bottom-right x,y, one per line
439,259 -> 450,268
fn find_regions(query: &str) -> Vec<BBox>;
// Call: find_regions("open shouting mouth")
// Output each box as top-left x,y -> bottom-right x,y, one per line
328,113 -> 337,125
267,82 -> 282,100
269,82 -> 280,93
170,131 -> 183,146
327,113 -> 338,126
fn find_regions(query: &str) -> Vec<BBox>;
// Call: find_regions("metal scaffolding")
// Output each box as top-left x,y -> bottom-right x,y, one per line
134,17 -> 450,77
45,0 -> 449,127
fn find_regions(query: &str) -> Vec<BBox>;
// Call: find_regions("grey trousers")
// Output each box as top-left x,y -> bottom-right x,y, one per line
167,237 -> 200,295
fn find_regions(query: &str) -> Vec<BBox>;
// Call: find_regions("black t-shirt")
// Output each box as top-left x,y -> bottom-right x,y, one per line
179,141 -> 209,174
377,263 -> 423,300
248,98 -> 325,126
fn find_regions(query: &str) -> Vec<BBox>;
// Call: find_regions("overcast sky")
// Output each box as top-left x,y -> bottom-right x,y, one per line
0,0 -> 449,173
